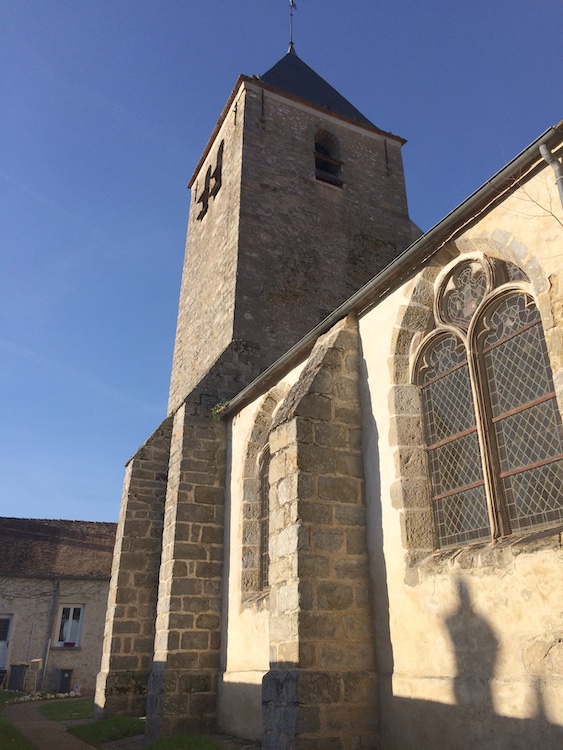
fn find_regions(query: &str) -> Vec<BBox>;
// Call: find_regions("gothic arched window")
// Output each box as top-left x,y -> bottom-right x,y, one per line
315,129 -> 342,186
414,257 -> 563,549
259,449 -> 271,590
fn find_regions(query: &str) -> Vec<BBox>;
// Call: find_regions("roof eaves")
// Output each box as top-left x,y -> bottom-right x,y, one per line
188,73 -> 406,189
0,572 -> 112,581
251,77 -> 406,145
220,121 -> 563,417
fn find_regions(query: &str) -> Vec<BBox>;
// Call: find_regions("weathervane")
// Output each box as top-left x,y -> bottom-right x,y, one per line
289,0 -> 297,52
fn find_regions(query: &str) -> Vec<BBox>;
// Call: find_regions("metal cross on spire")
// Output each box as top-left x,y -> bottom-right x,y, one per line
289,0 -> 297,53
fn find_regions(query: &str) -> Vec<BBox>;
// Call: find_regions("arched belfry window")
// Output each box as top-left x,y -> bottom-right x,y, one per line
315,129 -> 342,186
414,257 -> 563,549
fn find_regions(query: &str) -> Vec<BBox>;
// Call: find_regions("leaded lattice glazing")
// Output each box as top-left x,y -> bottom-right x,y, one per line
434,486 -> 490,547
422,368 -> 475,445
482,293 -> 563,533
503,459 -> 563,531
420,336 -> 474,445
428,432 -> 483,497
495,399 -> 563,473
419,332 -> 489,547
483,293 -> 539,346
441,261 -> 488,328
485,323 -> 552,417
420,334 -> 468,383
415,260 -> 563,550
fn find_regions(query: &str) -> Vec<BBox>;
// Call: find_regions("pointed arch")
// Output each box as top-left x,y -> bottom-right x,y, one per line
241,386 -> 288,601
410,256 -> 563,549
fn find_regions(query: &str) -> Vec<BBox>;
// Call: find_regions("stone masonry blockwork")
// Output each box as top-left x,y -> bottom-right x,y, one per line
96,418 -> 173,717
146,389 -> 227,738
263,316 -> 378,750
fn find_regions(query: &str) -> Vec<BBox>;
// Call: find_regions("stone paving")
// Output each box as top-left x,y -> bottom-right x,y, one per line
3,698 -> 260,750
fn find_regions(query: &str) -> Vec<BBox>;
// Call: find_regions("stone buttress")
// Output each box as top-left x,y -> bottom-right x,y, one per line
263,316 -> 378,749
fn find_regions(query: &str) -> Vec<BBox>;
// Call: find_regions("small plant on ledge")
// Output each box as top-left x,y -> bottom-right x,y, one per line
211,400 -> 229,420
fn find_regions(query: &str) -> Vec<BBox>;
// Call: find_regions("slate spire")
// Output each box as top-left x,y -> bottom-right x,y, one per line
260,50 -> 375,128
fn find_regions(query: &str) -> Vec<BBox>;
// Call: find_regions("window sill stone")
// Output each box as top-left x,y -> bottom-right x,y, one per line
407,524 -> 563,585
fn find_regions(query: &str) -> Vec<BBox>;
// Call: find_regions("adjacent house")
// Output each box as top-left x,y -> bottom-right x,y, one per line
0,518 -> 115,694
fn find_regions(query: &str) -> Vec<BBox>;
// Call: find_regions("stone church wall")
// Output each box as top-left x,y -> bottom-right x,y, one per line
358,167 -> 563,749
169,77 -> 414,416
98,46 -> 563,747
218,318 -> 379,748
96,418 -> 172,716
213,163 -> 563,747
218,396 -> 283,740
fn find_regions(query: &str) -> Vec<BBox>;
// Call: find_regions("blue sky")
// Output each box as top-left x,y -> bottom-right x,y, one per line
1,1 -> 561,522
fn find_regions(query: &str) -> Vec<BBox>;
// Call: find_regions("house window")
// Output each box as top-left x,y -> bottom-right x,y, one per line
0,617 -> 11,670
314,130 -> 342,186
415,257 -> 563,549
56,605 -> 84,647
259,450 -> 271,590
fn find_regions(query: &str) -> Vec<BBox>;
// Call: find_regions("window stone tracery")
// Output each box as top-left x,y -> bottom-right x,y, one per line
413,256 -> 563,549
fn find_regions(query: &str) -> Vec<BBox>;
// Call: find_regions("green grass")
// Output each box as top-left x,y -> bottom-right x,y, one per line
0,692 -> 35,750
0,691 -> 25,709
146,737 -> 222,750
40,696 -> 94,721
0,692 -> 224,750
68,716 -> 222,749
68,714 -> 145,747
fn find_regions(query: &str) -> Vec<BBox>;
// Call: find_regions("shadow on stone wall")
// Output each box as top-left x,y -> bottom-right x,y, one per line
180,571 -> 563,749
218,675 -> 263,741
379,576 -> 563,749
446,578 -> 498,709
258,577 -> 563,748
379,684 -> 562,749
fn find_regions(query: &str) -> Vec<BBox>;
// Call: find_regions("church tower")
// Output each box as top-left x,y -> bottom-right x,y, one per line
168,46 -> 413,413
96,48 -> 413,738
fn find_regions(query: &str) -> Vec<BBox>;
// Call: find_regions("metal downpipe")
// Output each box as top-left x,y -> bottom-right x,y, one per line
540,144 -> 563,209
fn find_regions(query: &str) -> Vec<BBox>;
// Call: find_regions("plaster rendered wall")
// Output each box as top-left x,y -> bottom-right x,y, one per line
218,397 -> 269,740
218,368 -> 304,741
358,167 -> 563,749
0,577 -> 109,694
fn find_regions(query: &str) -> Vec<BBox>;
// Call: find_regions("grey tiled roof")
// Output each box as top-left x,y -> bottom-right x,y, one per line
0,518 -> 116,579
260,47 -> 375,128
